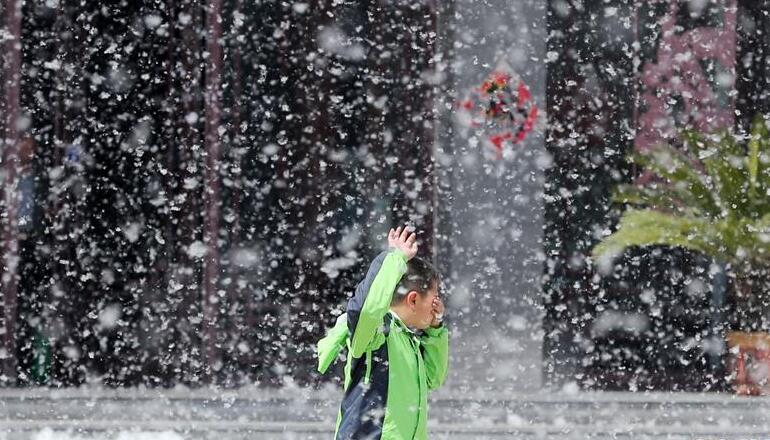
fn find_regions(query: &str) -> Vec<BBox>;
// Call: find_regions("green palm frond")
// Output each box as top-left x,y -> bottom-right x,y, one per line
631,143 -> 721,218
681,129 -> 710,157
700,130 -> 751,218
592,209 -> 726,261
613,183 -> 701,217
748,115 -> 770,213
612,184 -> 678,210
748,118 -> 763,193
743,212 -> 770,265
596,116 -> 770,270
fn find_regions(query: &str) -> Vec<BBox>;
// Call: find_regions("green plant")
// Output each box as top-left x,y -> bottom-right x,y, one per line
593,116 -> 770,284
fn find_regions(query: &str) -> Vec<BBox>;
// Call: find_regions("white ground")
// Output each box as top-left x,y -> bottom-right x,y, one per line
2,387 -> 770,439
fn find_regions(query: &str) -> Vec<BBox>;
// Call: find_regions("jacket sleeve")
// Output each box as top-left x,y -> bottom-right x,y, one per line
316,313 -> 349,374
348,250 -> 408,359
421,325 -> 449,391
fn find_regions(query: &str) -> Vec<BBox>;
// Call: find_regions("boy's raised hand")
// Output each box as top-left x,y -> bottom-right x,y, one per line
388,226 -> 418,260
430,296 -> 445,328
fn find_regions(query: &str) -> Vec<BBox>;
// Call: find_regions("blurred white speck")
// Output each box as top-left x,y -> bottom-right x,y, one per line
187,241 -> 208,259
98,304 -> 121,330
293,2 -> 309,13
561,381 -> 580,395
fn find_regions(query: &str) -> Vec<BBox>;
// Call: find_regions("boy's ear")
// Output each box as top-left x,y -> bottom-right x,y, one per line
407,291 -> 419,307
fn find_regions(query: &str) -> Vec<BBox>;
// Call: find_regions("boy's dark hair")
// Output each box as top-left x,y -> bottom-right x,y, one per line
391,257 -> 439,305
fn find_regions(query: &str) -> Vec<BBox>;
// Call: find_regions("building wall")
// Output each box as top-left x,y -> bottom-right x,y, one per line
439,0 -> 547,392
543,0 -> 741,391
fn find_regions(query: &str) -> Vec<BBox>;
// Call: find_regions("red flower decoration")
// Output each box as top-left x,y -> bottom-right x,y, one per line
456,66 -> 539,158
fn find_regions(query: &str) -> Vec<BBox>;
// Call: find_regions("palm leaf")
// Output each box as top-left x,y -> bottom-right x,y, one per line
632,143 -> 720,217
673,127 -> 754,219
681,128 -> 713,159
742,213 -> 770,265
748,115 -> 770,216
592,209 -> 727,261
700,130 -> 751,219
595,117 -> 770,271
748,116 -> 762,192
612,184 -> 679,209
613,184 -> 701,216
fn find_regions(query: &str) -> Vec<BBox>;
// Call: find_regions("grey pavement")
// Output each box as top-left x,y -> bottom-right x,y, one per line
1,387 -> 770,439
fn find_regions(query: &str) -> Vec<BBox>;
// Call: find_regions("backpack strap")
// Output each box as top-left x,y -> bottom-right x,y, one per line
364,313 -> 393,385
383,312 -> 392,336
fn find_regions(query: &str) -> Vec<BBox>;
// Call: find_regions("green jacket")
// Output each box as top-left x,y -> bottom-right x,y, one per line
317,250 -> 449,439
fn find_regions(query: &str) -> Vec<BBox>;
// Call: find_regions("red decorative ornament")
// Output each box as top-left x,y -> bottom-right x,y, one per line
456,65 -> 539,158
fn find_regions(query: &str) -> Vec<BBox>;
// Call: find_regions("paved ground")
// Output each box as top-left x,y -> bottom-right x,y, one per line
2,387 -> 770,439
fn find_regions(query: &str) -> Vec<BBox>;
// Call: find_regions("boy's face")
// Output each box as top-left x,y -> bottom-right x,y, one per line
412,281 -> 439,330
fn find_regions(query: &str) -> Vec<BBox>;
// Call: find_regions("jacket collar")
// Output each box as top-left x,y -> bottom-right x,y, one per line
389,310 -> 422,336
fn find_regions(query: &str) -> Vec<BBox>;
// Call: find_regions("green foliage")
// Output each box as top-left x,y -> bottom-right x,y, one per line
594,115 -> 770,274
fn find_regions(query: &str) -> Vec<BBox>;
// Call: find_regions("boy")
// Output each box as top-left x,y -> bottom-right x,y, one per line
317,226 -> 449,439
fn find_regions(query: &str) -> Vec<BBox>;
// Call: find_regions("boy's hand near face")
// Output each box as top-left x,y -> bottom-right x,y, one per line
430,296 -> 445,328
388,226 -> 418,260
